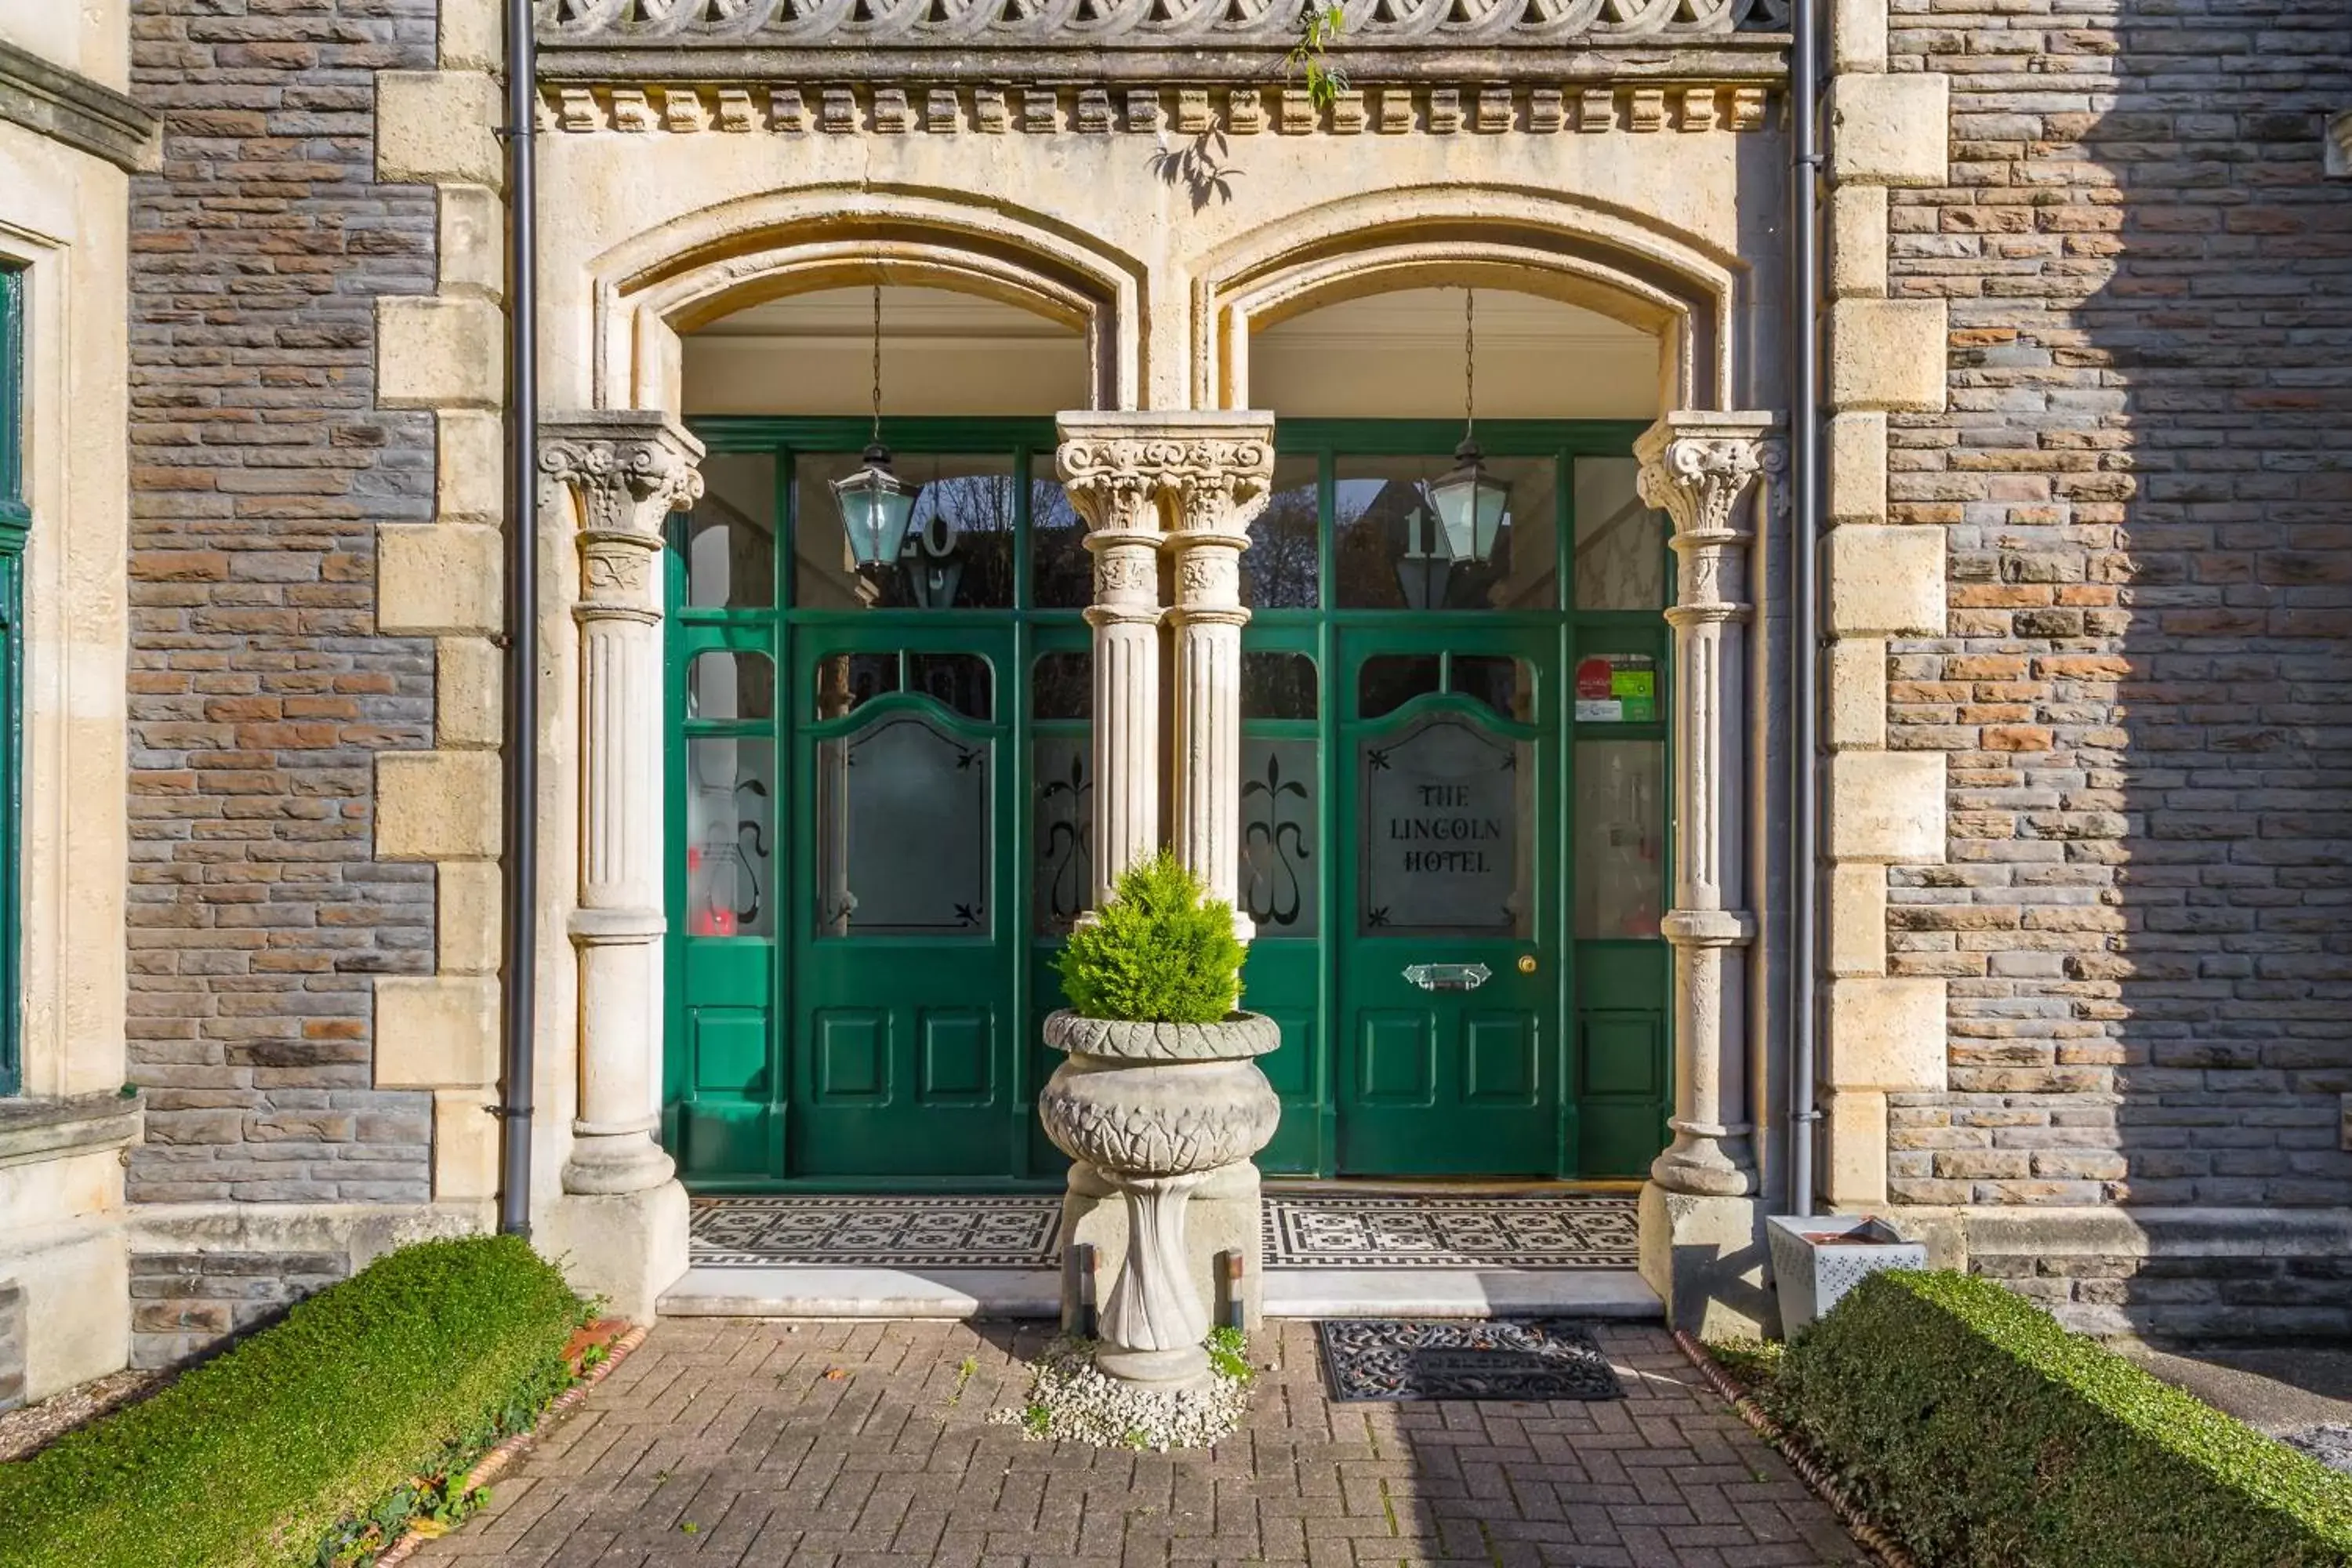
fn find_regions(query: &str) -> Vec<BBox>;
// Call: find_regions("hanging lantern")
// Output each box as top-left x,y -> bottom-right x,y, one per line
1394,503 -> 1454,610
831,440 -> 916,568
1424,285 -> 1511,567
828,281 -> 915,569
1426,437 -> 1512,567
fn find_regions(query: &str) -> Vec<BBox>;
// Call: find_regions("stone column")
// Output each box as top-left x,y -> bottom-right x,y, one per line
1056,420 -> 1166,905
1164,423 -> 1275,938
536,411 -> 702,1320
1050,411 -> 1278,1334
1633,410 -> 1779,1338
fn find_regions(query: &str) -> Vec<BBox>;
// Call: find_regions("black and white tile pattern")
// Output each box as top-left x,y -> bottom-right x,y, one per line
1264,1193 -> 1639,1269
687,1191 -> 1641,1270
688,1196 -> 1062,1268
1317,1318 -> 1627,1403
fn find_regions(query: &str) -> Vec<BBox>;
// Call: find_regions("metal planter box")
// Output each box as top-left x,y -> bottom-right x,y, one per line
1766,1214 -> 1929,1337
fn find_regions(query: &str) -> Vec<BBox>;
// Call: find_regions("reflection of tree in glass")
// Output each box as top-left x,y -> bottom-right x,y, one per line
1030,481 -> 1092,609
873,469 -> 1018,608
1243,485 -> 1319,608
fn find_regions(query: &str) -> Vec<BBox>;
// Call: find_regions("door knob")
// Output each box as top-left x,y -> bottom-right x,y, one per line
1516,954 -> 1537,975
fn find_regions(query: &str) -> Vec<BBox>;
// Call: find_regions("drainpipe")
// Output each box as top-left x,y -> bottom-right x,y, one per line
495,0 -> 539,1238
1787,0 -> 1824,1219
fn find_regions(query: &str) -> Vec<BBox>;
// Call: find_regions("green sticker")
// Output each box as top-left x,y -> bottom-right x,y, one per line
1610,669 -> 1654,699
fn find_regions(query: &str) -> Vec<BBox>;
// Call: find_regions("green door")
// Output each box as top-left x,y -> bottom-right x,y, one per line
1335,630 -> 1563,1175
786,631 -> 1017,1175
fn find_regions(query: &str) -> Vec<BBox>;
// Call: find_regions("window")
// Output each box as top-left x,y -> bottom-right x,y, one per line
1,263 -> 25,1094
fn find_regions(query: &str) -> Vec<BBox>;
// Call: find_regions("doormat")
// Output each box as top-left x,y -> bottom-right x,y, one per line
1317,1319 -> 1625,1403
688,1196 -> 1062,1268
1263,1193 -> 1639,1269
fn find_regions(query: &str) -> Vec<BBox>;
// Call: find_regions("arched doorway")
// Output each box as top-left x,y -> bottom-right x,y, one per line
659,280 -> 1679,1187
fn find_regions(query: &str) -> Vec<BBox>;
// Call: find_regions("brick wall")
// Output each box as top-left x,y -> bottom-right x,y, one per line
126,0 -> 440,1205
1887,0 -> 2352,1207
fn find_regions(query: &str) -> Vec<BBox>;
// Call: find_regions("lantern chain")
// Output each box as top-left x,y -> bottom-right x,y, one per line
1463,285 -> 1476,445
870,281 -> 884,448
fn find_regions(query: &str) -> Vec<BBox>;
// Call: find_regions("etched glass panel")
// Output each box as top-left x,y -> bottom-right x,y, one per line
1574,741 -> 1664,938
793,452 -> 1015,609
1359,713 -> 1531,938
815,713 -> 990,935
1333,455 -> 1558,611
686,649 -> 774,723
1242,651 -> 1317,719
684,737 -> 775,938
1242,457 -> 1320,609
1573,456 -> 1668,611
1240,738 -> 1319,938
1031,474 -> 1092,609
682,452 -> 776,609
1033,733 -> 1092,935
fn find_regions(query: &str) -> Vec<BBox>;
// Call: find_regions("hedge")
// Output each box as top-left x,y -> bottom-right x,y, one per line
0,1234 -> 587,1568
1769,1269 -> 2352,1568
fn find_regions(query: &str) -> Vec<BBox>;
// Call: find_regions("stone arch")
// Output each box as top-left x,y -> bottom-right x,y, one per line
581,187 -> 1152,413
1192,189 -> 1751,415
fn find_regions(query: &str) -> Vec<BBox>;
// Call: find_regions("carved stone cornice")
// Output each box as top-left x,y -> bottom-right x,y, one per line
538,0 -> 1789,55
536,81 -> 1775,135
0,38 -> 159,173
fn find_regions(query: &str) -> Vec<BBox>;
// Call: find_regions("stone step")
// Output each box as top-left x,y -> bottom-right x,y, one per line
657,1265 -> 1661,1321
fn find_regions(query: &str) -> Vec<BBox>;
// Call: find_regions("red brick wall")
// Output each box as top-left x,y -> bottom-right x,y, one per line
126,0 -> 440,1203
1887,0 -> 2352,1208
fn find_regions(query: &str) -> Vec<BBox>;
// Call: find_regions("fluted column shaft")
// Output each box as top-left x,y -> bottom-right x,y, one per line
1165,433 -> 1274,935
1636,412 -> 1777,1199
1058,427 -> 1164,906
542,413 -> 704,1197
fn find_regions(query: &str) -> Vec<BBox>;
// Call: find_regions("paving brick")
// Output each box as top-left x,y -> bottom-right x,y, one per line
408,1321 -> 1865,1568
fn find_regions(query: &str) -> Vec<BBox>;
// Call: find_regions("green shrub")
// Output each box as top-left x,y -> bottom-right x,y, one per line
0,1234 -> 588,1568
1768,1269 -> 2352,1568
1054,850 -> 1245,1024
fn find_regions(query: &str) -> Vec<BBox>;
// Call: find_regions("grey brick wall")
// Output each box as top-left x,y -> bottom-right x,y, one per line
1888,0 -> 2352,1207
126,1 -> 440,1205
128,1250 -> 350,1370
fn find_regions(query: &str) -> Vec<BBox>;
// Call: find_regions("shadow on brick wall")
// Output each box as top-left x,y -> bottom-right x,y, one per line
1885,0 -> 2352,1338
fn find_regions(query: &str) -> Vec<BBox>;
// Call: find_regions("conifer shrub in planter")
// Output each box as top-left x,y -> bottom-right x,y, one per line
0,1234 -> 590,1568
1766,1269 -> 2352,1568
1040,851 -> 1277,1391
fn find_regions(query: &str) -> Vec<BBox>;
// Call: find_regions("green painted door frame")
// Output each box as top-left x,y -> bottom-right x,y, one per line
662,415 -> 1673,1189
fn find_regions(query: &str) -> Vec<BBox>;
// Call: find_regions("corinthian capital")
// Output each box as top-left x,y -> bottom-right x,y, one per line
540,410 -> 706,543
1054,411 -> 1277,539
1633,412 -> 1780,541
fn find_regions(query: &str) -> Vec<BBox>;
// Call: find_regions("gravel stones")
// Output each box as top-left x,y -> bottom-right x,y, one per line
2284,1423 -> 2352,1478
989,1336 -> 1252,1452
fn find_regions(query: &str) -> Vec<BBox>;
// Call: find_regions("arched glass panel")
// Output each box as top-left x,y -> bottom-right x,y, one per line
1359,713 -> 1530,938
1243,652 -> 1318,719
684,737 -> 775,938
815,713 -> 991,935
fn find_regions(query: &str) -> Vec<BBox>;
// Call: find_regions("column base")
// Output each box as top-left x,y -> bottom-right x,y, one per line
1637,1182 -> 1776,1339
561,1130 -> 677,1196
1059,1160 -> 1262,1334
536,1178 -> 689,1323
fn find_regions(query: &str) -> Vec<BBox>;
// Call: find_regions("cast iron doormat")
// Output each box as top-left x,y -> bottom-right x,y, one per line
1316,1319 -> 1625,1403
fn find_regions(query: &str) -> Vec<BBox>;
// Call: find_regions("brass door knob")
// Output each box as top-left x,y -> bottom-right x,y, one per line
1516,954 -> 1537,975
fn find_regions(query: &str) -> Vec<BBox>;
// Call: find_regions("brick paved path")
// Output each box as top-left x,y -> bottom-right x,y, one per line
412,1319 -> 1867,1568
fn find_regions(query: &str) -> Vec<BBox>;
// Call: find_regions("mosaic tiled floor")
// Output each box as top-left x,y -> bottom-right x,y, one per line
1317,1317 -> 1627,1403
689,1191 -> 1640,1270
1263,1192 -> 1640,1268
688,1196 -> 1061,1267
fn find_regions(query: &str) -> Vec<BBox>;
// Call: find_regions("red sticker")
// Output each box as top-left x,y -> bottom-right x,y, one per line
1575,658 -> 1613,701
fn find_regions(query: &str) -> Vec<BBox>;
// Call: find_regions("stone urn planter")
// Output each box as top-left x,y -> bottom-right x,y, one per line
1038,1009 -> 1280,1388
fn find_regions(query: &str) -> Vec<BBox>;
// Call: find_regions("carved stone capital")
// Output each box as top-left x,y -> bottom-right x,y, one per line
541,410 -> 707,545
1633,411 -> 1778,541
1054,412 -> 1277,540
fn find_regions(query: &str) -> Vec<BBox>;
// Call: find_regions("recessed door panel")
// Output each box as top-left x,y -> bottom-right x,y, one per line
919,1010 -> 993,1102
1465,1014 -> 1538,1105
1358,1012 -> 1436,1105
815,1011 -> 887,1099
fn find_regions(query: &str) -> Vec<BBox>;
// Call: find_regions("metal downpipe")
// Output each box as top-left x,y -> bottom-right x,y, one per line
1788,0 -> 1824,1219
495,0 -> 539,1238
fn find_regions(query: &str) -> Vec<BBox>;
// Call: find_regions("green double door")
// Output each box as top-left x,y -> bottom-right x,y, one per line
663,419 -> 1673,1188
